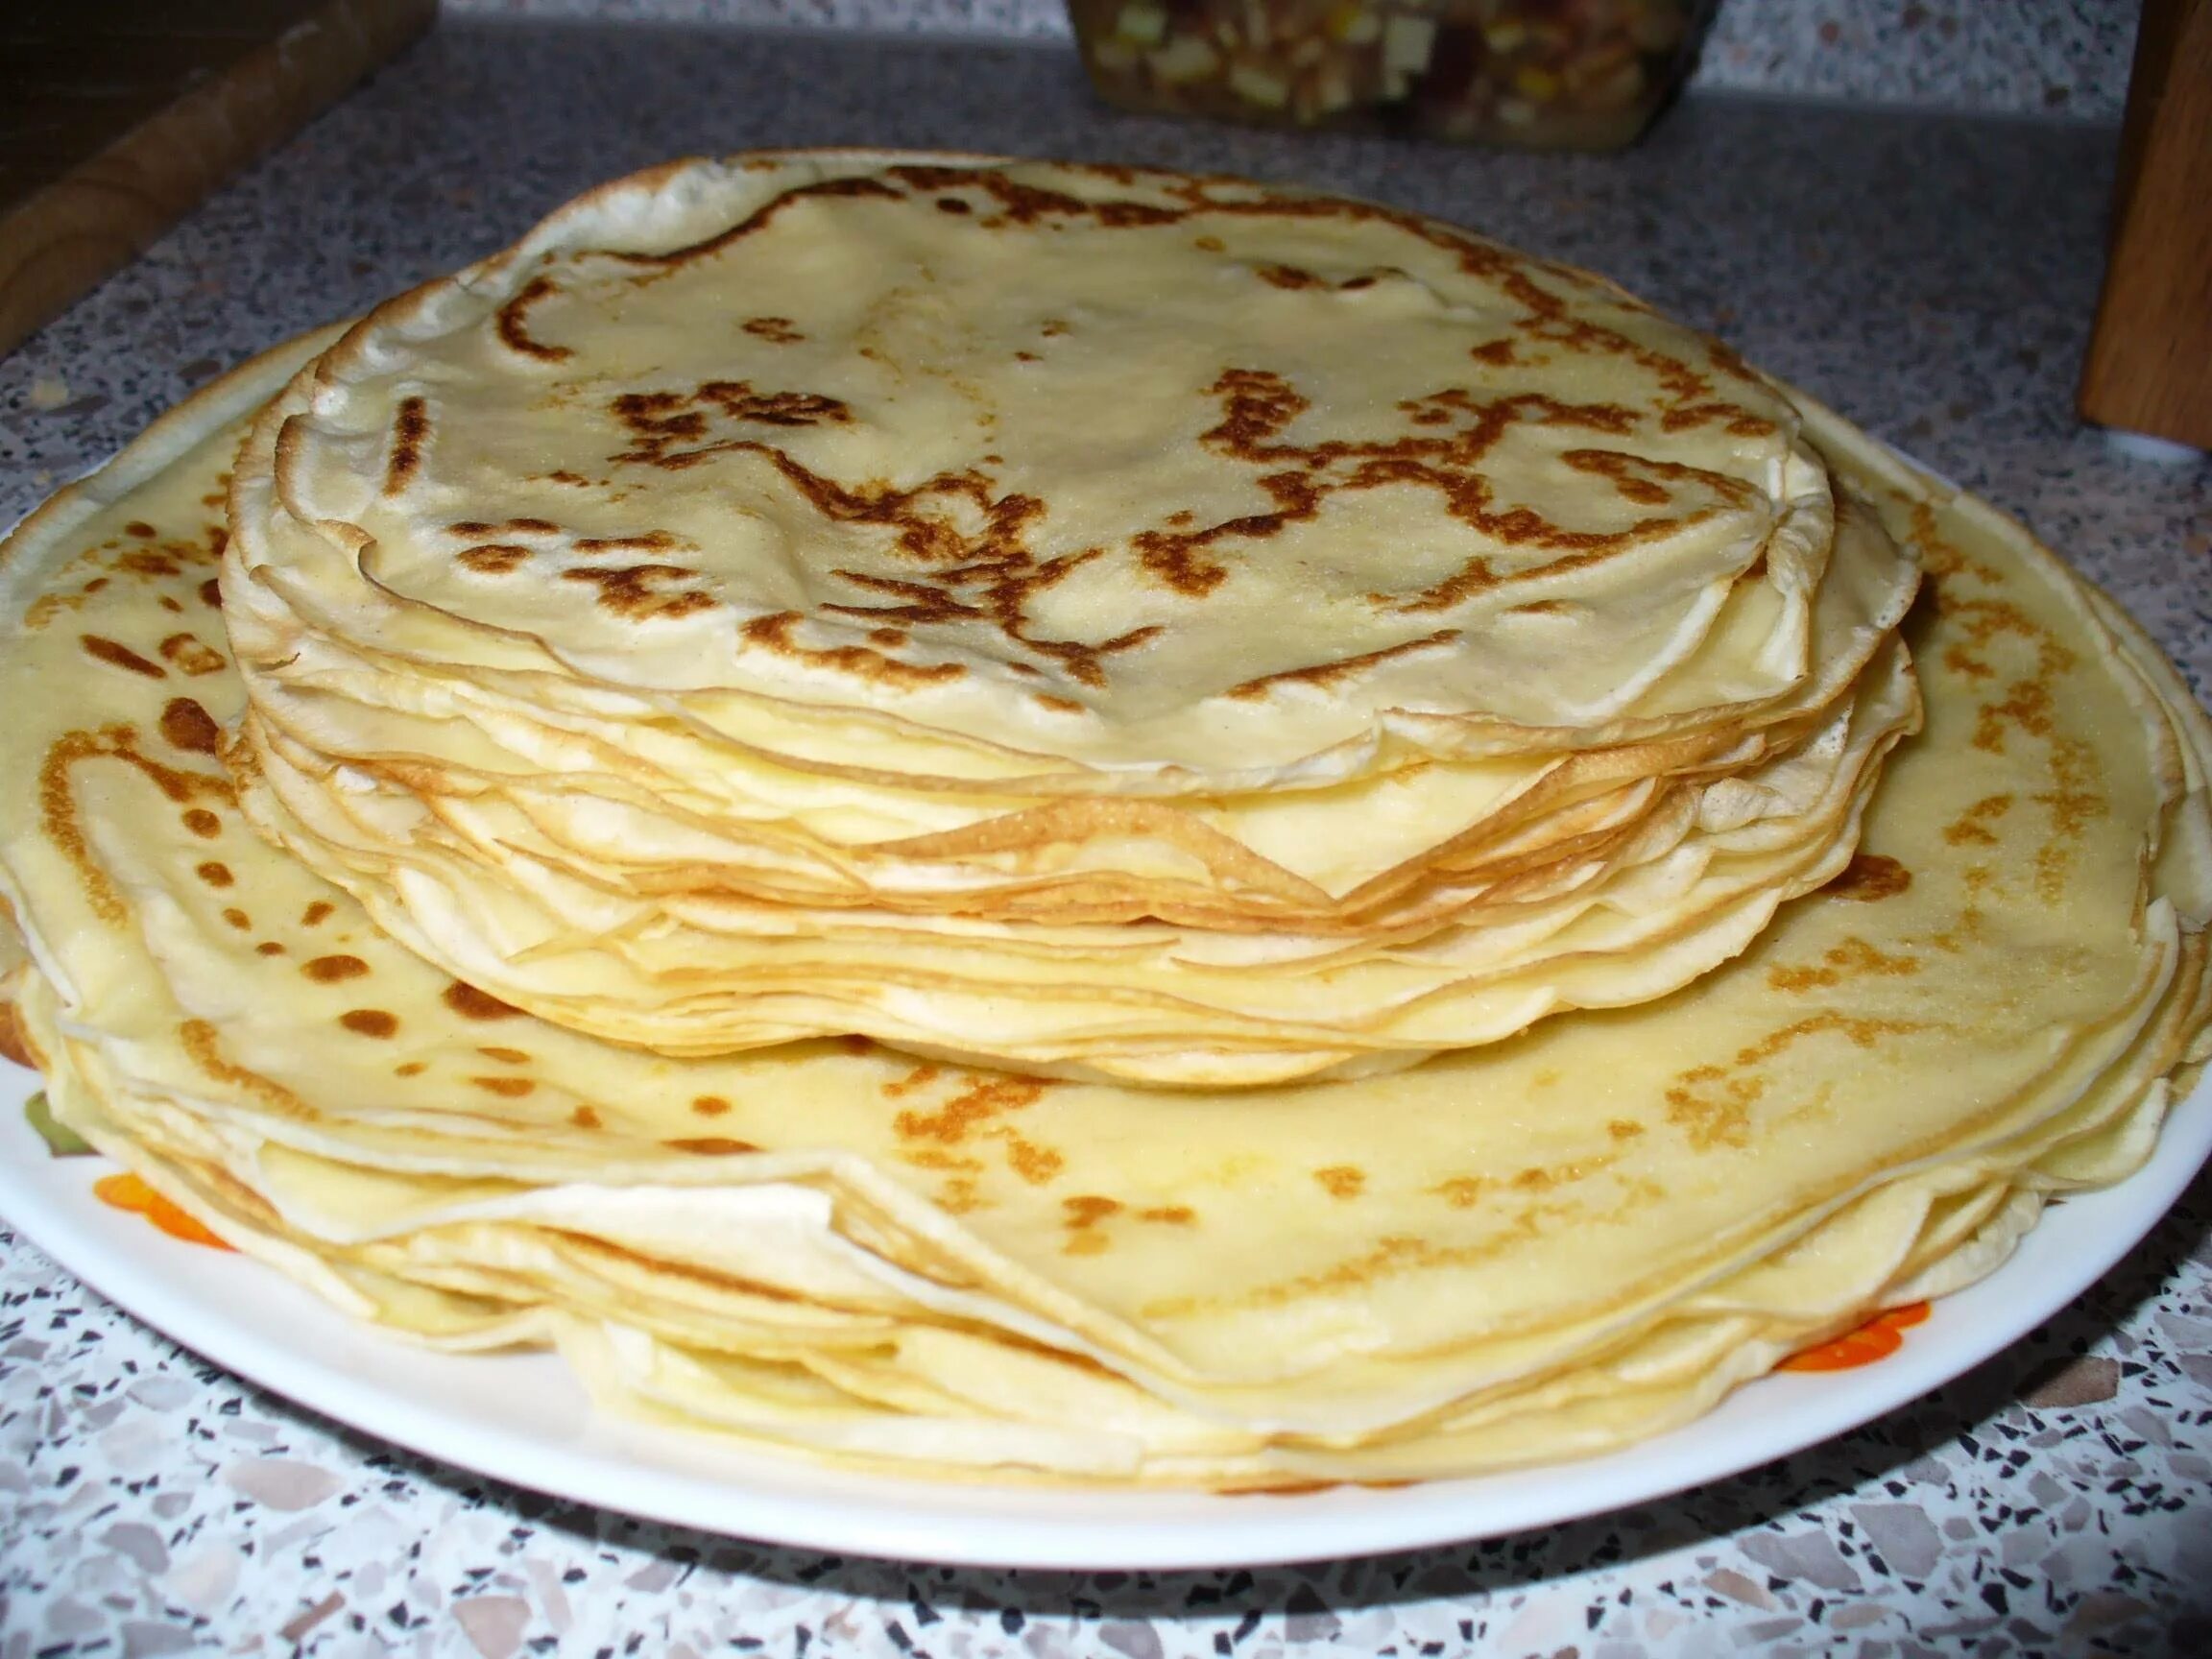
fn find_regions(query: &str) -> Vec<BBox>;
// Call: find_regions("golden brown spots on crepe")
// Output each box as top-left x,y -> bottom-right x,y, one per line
449,517 -> 562,539
1192,235 -> 1225,252
1935,595 -> 2078,755
1910,500 -> 2002,585
1139,1205 -> 1195,1225
1032,693 -> 1083,714
609,382 -> 851,469
221,906 -> 250,929
301,953 -> 368,982
740,612 -> 965,688
1561,447 -> 1736,504
255,941 -> 285,956
1826,853 -> 1912,901
894,1075 -> 1062,1185
477,1046 -> 530,1064
198,579 -> 223,610
1006,1138 -> 1066,1184
1944,644 -> 1996,682
394,1061 -> 426,1077
81,636 -> 166,678
195,860 -> 234,888
41,727 -> 233,926
882,1063 -> 942,1098
664,1136 -> 761,1155
1505,1152 -> 1624,1195
1431,1177 -> 1483,1209
1062,1193 -> 1121,1255
178,1020 -> 312,1121
159,698 -> 221,755
742,316 -> 805,343
469,1075 -> 536,1098
610,172 -> 902,274
301,902 -> 334,926
562,564 -> 718,622
2032,736 -> 2105,904
1227,630 -> 1460,701
1313,1166 -> 1365,1199
157,634 -> 223,676
933,1177 -> 985,1215
494,275 -> 575,363
690,1094 -> 733,1117
125,520 -> 156,540
1944,795 -> 2013,847
1767,936 -> 1922,995
1665,1012 -> 1936,1151
384,396 -> 430,494
572,531 -> 686,555
444,981 -> 522,1021
339,1009 -> 398,1039
117,548 -> 183,579
1123,367 -> 1707,613
458,543 -> 534,575
1975,680 -> 2059,755
158,595 -> 182,613
903,1147 -> 983,1175
1661,1068 -> 1764,1151
1256,264 -> 1324,291
1608,1119 -> 1646,1142
570,1105 -> 602,1130
1744,1013 -> 1932,1064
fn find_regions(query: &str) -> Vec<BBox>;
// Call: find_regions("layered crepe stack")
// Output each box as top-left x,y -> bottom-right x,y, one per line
220,156 -> 1920,1085
1,155 -> 2207,1486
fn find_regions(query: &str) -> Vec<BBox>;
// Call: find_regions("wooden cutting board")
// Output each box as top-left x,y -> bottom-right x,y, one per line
0,0 -> 437,357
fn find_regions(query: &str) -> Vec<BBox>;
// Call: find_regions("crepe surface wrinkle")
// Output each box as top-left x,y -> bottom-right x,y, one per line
2,203 -> 2209,1483
222,155 -> 1924,1081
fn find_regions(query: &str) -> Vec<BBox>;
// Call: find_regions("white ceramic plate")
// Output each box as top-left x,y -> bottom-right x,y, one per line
0,1055 -> 2203,1571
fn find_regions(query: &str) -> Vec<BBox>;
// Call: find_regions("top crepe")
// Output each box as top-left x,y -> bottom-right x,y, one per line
221,154 -> 1919,1078
241,153 -> 1864,771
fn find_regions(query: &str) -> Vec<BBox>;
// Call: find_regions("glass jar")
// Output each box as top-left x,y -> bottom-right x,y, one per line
1069,0 -> 1715,150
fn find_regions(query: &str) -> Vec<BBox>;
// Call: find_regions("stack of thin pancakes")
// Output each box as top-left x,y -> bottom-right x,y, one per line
1,154 -> 2207,1487
219,156 -> 1920,1085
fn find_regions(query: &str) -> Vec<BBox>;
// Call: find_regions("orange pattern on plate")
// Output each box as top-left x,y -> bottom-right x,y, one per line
1778,1301 -> 1932,1372
92,1171 -> 235,1251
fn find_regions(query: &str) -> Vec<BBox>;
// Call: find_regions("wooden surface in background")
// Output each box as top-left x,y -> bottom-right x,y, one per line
2078,0 -> 2212,450
0,0 -> 436,357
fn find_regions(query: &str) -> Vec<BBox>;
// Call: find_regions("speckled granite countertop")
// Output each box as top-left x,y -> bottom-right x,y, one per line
3,15 -> 2210,1656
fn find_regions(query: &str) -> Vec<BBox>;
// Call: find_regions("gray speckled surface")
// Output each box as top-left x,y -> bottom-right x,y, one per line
3,15 -> 2210,1655
442,0 -> 2148,120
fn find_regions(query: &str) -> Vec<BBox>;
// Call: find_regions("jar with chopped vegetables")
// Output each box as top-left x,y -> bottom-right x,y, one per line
1069,0 -> 1714,149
